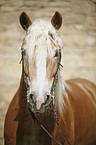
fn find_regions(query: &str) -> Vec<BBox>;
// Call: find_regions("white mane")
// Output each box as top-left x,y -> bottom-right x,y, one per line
23,18 -> 70,115
54,70 -> 71,116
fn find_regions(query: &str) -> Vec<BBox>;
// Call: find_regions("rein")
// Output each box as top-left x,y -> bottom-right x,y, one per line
28,108 -> 62,145
20,41 -> 71,145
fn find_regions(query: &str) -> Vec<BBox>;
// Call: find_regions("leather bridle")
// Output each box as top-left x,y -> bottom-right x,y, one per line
19,40 -> 71,145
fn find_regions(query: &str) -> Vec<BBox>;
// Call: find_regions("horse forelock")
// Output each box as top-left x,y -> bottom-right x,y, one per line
24,19 -> 63,54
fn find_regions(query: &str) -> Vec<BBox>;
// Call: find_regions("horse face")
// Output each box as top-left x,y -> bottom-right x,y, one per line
20,11 -> 63,113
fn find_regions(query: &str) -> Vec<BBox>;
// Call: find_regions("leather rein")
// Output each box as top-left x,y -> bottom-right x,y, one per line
20,42 -> 71,145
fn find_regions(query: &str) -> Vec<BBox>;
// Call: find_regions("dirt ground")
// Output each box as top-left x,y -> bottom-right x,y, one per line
0,0 -> 96,144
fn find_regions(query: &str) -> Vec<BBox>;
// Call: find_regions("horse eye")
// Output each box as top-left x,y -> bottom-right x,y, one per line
48,31 -> 54,39
54,50 -> 58,57
21,48 -> 26,56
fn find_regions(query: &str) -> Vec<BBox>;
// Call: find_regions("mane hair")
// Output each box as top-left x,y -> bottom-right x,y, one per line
54,70 -> 71,116
23,19 -> 63,61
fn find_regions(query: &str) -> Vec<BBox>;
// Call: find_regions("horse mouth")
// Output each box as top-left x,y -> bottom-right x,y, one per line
27,95 -> 52,113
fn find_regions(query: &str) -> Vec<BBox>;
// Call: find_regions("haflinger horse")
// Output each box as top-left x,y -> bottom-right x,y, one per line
4,11 -> 96,145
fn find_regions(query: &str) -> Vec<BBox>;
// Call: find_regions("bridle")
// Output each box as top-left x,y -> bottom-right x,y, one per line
19,38 -> 71,145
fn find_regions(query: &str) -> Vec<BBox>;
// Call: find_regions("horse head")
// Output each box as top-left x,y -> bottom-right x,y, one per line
19,11 -> 63,113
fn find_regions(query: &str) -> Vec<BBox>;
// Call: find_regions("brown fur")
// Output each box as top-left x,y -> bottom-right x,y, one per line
20,12 -> 32,30
46,57 -> 57,80
51,11 -> 62,30
4,74 -> 96,145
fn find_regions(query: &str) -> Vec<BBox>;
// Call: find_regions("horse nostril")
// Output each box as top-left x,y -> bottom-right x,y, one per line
41,95 -> 51,108
30,94 -> 36,107
30,94 -> 36,103
30,94 -> 33,99
47,95 -> 50,100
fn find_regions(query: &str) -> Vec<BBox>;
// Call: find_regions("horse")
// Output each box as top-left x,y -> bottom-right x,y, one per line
4,11 -> 96,145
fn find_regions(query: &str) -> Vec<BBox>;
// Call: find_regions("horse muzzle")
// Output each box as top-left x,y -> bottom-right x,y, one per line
27,94 -> 52,113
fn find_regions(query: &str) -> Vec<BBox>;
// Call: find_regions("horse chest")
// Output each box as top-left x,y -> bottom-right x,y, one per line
16,110 -> 55,145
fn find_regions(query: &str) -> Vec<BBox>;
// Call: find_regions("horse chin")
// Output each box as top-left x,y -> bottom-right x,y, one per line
32,106 -> 51,114
27,99 -> 51,114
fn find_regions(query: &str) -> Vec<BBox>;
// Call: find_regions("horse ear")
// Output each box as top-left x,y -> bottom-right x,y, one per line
51,11 -> 62,30
20,12 -> 32,30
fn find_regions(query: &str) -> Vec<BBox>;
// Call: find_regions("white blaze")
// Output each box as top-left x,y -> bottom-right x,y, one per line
36,44 -> 47,109
37,54 -> 46,93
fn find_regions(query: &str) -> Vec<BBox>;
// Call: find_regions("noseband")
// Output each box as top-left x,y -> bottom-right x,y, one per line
20,39 -> 71,145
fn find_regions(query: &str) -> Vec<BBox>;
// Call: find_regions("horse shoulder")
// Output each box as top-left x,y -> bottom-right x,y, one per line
4,89 -> 20,145
61,103 -> 75,145
66,78 -> 96,145
52,98 -> 75,144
